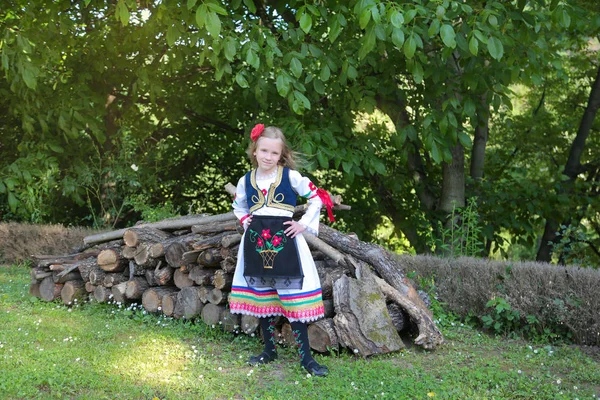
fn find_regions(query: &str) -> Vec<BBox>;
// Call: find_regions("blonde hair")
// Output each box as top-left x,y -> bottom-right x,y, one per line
246,126 -> 300,170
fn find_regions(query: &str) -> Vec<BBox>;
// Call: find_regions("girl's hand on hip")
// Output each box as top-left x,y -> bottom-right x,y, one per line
283,220 -> 305,238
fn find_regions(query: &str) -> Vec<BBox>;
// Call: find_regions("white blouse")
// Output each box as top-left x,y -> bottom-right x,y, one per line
232,167 -> 323,235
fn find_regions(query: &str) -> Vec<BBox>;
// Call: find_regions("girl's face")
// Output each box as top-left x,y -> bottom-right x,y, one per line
254,137 -> 283,174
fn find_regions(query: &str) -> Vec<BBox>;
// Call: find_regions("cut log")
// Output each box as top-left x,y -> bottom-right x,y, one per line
303,234 -> 347,267
323,299 -> 335,318
332,270 -> 405,357
181,249 -> 202,265
29,282 -> 41,298
88,268 -> 107,286
188,266 -> 213,286
39,276 -> 63,302
132,245 -> 159,269
93,285 -> 112,303
191,220 -> 239,235
165,242 -> 190,269
316,261 -> 350,300
387,302 -> 407,332
198,285 -> 213,304
123,226 -> 172,247
148,233 -> 203,259
73,257 -> 98,282
154,264 -> 175,286
61,280 -> 87,305
213,269 -> 233,291
111,282 -> 128,304
97,248 -> 127,272
319,224 -> 431,315
221,233 -> 242,248
122,246 -> 138,259
280,322 -> 295,346
31,267 -> 52,281
125,277 -> 150,300
176,286 -> 204,319
54,270 -> 82,284
241,314 -> 260,335
220,257 -> 237,274
221,309 -> 241,332
161,292 -> 179,317
192,231 -> 231,251
142,287 -> 178,313
207,288 -> 227,305
201,303 -> 226,326
84,282 -> 95,293
308,318 -> 339,353
83,213 -> 235,245
103,273 -> 128,288
173,268 -> 194,289
220,244 -> 239,259
197,247 -> 223,267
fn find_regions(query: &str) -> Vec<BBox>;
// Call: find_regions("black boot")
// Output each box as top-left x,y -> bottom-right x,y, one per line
248,317 -> 278,365
290,321 -> 329,377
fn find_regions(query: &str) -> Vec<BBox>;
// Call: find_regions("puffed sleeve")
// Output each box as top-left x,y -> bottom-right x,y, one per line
289,170 -> 323,235
232,176 -> 251,227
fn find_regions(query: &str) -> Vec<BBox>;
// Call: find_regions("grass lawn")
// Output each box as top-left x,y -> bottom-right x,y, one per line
1,264 -> 599,399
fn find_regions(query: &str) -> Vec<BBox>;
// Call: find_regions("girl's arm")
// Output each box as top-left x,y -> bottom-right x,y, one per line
289,170 -> 323,235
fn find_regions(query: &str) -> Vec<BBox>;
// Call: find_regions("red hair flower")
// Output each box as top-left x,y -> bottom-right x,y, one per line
250,123 -> 265,142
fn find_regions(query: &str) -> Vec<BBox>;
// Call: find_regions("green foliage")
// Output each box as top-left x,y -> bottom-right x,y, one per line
0,0 -> 599,267
431,197 -> 485,257
551,223 -> 598,268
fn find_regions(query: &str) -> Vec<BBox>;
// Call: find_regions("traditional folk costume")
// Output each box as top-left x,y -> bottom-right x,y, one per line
229,166 -> 326,323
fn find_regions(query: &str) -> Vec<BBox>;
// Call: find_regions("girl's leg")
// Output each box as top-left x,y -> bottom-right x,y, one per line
248,317 -> 278,365
290,321 -> 329,376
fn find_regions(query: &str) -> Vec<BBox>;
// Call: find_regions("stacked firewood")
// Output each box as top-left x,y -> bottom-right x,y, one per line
28,196 -> 443,355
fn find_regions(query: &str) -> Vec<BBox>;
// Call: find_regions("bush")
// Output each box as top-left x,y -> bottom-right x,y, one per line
399,254 -> 600,345
0,222 -> 97,264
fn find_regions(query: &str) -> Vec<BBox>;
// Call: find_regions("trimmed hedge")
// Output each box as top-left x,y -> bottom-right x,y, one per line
399,254 -> 600,346
0,222 -> 96,264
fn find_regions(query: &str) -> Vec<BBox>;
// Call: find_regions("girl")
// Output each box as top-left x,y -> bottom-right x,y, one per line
228,124 -> 333,377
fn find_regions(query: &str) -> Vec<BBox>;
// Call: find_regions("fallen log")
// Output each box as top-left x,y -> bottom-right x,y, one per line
201,303 -> 225,326
39,276 -> 63,302
83,213 -> 236,245
308,318 -> 339,353
123,226 -> 172,248
176,286 -> 204,319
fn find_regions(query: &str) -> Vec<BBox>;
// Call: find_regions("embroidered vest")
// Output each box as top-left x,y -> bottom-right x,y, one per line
245,167 -> 297,213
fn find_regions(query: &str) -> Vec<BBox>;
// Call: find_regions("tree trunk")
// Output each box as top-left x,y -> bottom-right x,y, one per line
470,94 -> 489,180
440,142 -> 465,212
537,64 -> 600,262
